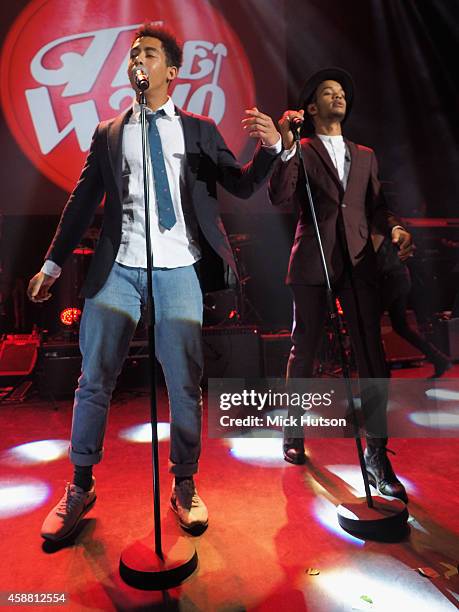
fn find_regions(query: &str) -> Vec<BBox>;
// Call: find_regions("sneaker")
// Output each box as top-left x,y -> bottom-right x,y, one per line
41,478 -> 96,541
170,478 -> 208,535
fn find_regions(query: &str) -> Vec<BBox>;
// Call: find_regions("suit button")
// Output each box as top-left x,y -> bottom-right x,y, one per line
341,203 -> 347,208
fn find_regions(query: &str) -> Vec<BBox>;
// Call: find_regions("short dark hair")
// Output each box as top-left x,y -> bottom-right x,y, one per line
306,91 -> 318,110
132,24 -> 183,68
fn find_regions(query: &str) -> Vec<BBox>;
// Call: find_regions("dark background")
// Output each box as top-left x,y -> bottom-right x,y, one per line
1,0 -> 458,333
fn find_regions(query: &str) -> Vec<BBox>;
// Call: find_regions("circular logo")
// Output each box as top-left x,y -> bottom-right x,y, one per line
1,0 -> 256,192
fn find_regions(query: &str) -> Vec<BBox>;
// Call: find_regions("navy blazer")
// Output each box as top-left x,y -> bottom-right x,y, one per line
268,135 -> 401,285
46,106 -> 280,297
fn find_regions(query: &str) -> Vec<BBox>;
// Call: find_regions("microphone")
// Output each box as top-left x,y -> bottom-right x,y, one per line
289,115 -> 304,141
132,64 -> 149,91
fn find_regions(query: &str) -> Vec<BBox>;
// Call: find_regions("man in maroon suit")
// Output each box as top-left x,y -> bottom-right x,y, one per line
269,68 -> 413,502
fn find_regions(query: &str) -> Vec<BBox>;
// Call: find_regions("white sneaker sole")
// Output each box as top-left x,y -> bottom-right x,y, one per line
41,495 -> 97,542
170,497 -> 208,536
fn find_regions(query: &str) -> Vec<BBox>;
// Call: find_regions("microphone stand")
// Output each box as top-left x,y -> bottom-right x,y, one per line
119,90 -> 197,589
293,125 -> 408,539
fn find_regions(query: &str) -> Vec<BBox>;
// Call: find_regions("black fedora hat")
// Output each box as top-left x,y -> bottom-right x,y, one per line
298,67 -> 354,131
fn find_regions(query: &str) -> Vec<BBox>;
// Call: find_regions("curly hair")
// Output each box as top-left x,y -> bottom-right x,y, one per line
132,24 -> 183,68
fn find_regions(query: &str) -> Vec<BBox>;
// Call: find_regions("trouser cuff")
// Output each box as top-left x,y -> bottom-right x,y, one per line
169,461 -> 198,477
69,447 -> 103,466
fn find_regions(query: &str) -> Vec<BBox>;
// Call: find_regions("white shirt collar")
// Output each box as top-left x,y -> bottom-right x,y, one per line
317,133 -> 344,143
132,96 -> 176,121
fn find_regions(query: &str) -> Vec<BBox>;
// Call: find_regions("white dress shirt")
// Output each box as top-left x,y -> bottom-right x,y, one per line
116,96 -> 200,269
317,134 -> 350,189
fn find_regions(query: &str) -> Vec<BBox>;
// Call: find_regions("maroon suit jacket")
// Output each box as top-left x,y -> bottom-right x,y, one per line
268,135 -> 401,285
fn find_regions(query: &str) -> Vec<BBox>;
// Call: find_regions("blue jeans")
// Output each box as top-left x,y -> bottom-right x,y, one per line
70,262 -> 203,477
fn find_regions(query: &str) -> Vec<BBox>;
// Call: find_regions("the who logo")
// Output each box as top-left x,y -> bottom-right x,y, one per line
1,0 -> 255,192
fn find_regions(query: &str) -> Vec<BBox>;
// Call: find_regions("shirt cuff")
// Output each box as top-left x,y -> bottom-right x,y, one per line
391,225 -> 405,234
262,134 -> 282,155
281,143 -> 297,162
41,260 -> 62,278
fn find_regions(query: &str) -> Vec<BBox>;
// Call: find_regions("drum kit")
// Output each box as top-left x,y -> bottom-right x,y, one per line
204,232 -> 262,326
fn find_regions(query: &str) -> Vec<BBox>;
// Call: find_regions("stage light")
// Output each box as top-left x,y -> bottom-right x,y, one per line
2,439 -> 68,465
60,307 -> 82,326
425,388 -> 459,402
225,409 -> 323,465
226,433 -> 285,466
326,464 -> 369,497
407,516 -> 429,535
313,557 -> 448,611
119,422 -> 170,443
0,478 -> 50,519
409,410 -> 459,429
312,497 -> 364,546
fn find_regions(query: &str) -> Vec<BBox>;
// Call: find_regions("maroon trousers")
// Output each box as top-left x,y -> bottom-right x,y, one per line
287,261 -> 389,442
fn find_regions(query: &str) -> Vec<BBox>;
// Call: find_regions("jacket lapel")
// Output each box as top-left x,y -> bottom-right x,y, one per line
107,107 -> 132,201
176,106 -> 202,196
343,138 -> 358,196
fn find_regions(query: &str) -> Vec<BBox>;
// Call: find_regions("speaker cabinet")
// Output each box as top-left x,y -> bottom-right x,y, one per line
202,326 -> 262,380
260,332 -> 291,377
36,339 -> 152,398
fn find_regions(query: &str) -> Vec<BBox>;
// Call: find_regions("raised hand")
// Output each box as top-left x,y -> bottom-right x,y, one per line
278,109 -> 305,150
242,107 -> 281,147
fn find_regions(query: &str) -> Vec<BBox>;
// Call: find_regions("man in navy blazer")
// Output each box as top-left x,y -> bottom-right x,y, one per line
28,24 -> 281,541
269,68 -> 413,502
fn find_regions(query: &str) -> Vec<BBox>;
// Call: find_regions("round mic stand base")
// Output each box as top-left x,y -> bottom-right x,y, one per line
120,532 -> 198,590
337,496 -> 408,540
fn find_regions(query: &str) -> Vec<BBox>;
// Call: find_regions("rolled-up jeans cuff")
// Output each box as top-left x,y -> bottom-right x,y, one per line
69,447 -> 103,466
169,461 -> 198,477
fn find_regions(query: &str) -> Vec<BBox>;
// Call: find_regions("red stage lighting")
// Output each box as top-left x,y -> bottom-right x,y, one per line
60,307 -> 82,326
336,298 -> 344,315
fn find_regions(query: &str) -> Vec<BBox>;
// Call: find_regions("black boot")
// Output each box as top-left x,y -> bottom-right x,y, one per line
429,351 -> 452,378
364,443 -> 408,503
283,436 -> 306,465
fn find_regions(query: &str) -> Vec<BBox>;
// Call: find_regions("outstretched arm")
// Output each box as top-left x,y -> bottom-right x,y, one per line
208,108 -> 281,199
27,126 -> 105,303
268,108 -> 304,207
45,126 -> 105,266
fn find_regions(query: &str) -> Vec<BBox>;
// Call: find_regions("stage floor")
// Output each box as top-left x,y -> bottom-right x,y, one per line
1,363 -> 459,611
